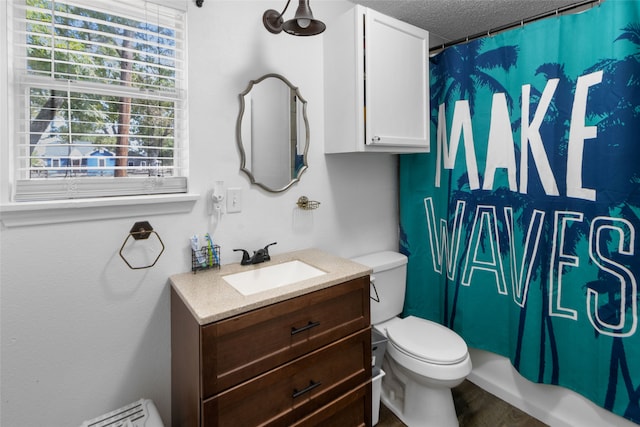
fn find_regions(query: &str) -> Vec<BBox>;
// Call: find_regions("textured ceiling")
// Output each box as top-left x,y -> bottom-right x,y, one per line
347,0 -> 597,48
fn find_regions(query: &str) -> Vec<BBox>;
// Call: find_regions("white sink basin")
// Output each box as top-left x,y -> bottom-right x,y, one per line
223,260 -> 327,296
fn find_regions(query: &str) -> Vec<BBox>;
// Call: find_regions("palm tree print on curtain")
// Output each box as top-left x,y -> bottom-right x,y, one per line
399,0 -> 640,422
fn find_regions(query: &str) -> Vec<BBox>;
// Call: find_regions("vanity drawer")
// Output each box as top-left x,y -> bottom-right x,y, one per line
292,382 -> 371,427
201,276 -> 370,397
202,328 -> 371,427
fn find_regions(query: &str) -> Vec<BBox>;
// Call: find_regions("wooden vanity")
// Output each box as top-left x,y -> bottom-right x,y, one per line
170,249 -> 373,426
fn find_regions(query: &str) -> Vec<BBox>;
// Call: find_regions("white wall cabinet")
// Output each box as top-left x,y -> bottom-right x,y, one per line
324,5 -> 430,153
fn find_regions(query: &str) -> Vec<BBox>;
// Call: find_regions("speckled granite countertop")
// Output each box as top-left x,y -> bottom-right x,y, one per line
170,248 -> 372,325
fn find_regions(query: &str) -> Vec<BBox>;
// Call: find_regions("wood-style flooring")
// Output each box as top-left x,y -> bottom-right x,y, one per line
377,380 -> 549,427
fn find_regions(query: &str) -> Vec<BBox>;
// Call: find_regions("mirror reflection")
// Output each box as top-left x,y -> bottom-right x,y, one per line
236,73 -> 309,193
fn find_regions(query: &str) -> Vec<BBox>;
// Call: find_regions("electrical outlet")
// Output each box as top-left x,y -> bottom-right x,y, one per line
227,188 -> 242,213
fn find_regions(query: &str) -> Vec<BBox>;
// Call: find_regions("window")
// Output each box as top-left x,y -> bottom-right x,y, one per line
10,0 -> 187,201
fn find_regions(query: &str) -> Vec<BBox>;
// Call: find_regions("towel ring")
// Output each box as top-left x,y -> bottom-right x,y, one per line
119,221 -> 165,270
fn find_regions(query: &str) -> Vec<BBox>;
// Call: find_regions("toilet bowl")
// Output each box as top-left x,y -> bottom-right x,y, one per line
351,251 -> 471,427
376,316 -> 471,427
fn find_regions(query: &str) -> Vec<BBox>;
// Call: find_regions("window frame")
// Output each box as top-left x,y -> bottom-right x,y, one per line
0,0 -> 196,227
7,0 -> 190,203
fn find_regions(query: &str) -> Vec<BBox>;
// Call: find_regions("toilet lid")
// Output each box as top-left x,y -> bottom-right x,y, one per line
385,316 -> 468,365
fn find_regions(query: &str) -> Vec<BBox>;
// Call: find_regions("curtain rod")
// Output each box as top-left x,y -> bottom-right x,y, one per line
429,0 -> 602,53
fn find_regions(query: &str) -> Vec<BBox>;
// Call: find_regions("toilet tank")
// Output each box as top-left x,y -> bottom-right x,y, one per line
351,251 -> 408,324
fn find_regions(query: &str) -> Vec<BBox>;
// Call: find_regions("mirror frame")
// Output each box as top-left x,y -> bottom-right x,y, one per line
236,73 -> 310,193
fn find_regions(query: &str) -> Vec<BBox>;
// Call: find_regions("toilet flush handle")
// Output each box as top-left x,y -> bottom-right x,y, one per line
370,275 -> 380,302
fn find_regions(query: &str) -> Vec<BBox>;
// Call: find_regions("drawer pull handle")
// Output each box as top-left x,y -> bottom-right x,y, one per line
292,380 -> 322,398
291,321 -> 320,335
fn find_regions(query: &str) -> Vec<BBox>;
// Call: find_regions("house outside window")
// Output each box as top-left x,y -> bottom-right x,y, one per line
9,0 -> 187,201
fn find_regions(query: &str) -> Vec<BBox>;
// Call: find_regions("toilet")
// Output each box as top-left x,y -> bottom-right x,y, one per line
352,251 -> 471,427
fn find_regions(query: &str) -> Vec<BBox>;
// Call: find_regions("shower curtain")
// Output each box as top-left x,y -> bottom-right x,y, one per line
399,0 -> 640,422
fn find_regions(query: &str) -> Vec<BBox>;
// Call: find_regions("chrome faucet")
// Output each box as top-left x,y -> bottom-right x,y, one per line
234,242 -> 277,265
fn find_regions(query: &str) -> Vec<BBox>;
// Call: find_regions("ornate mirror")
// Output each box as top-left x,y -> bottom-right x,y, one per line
236,73 -> 309,193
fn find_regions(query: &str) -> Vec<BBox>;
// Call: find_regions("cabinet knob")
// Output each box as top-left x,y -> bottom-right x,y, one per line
371,136 -> 381,143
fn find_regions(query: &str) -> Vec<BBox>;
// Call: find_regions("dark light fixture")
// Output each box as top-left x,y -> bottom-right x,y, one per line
263,0 -> 326,36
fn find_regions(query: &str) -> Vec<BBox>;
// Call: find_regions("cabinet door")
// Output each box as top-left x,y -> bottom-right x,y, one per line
365,8 -> 429,150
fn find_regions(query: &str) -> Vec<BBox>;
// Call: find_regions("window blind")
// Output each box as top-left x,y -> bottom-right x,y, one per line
11,0 -> 187,201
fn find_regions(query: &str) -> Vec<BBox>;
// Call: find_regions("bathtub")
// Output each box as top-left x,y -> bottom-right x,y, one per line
468,348 -> 637,427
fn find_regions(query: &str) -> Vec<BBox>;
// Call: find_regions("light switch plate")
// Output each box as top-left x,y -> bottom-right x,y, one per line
226,188 -> 242,213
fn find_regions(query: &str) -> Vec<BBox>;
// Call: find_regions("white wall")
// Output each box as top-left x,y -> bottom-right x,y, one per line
0,1 -> 399,425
